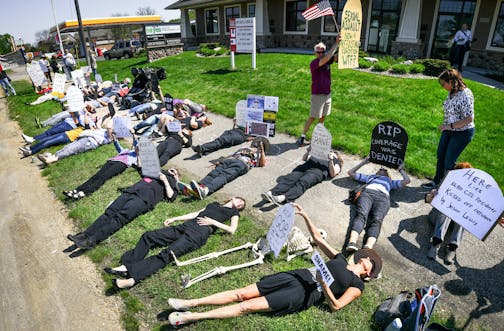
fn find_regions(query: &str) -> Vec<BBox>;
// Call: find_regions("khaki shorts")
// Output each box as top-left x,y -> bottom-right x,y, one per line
310,93 -> 332,118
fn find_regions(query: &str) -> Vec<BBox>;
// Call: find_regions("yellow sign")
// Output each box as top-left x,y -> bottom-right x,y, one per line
338,0 -> 362,69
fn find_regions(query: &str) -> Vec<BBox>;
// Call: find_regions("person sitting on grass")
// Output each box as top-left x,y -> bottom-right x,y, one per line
179,137 -> 268,200
104,197 -> 246,289
262,146 -> 343,205
67,169 -> 179,250
166,203 -> 382,326
345,156 -> 410,252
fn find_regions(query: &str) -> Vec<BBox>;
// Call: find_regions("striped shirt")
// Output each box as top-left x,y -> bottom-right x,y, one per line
354,173 -> 402,196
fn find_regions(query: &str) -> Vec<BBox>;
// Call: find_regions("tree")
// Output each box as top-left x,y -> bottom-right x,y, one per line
136,6 -> 156,16
110,13 -> 130,41
0,34 -> 14,55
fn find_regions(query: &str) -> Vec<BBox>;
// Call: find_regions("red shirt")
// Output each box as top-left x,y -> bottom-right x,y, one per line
310,57 -> 334,95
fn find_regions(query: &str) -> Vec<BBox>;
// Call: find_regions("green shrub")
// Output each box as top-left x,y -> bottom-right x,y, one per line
380,55 -> 398,65
359,49 -> 369,58
358,58 -> 373,69
414,59 -> 451,76
391,63 -> 410,74
199,47 -> 215,56
372,61 -> 390,72
409,63 -> 425,74
199,42 -> 219,50
215,47 -> 228,56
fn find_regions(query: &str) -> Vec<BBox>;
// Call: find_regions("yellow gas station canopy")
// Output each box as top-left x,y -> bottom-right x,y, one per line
50,15 -> 162,33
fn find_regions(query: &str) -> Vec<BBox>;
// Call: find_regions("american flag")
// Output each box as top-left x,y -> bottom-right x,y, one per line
302,0 -> 335,21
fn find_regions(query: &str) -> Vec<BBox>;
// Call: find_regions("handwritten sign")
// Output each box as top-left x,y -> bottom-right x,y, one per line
138,137 -> 161,178
71,69 -> 86,87
66,86 -> 84,113
369,121 -> 408,169
311,251 -> 335,286
166,120 -> 182,133
431,169 -> 504,241
338,0 -> 363,69
266,204 -> 295,257
310,124 -> 332,163
26,64 -> 47,86
52,73 -> 66,94
113,117 -> 133,138
235,100 -> 248,128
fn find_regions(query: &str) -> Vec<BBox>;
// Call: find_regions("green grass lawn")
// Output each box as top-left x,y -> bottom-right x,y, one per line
7,51 -> 503,330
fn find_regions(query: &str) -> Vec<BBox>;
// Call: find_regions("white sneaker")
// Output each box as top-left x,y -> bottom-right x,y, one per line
427,244 -> 439,260
261,191 -> 274,203
444,250 -> 456,265
21,133 -> 34,144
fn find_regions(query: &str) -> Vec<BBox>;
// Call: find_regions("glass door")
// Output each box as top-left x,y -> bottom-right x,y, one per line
367,0 -> 402,53
431,0 -> 477,60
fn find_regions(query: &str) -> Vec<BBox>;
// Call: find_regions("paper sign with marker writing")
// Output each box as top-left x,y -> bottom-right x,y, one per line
26,64 -> 47,86
166,120 -> 182,133
113,117 -> 133,138
138,137 -> 161,179
52,73 -> 66,94
66,86 -> 84,113
71,69 -> 86,87
311,251 -> 334,286
266,204 -> 295,257
235,100 -> 248,128
310,124 -> 332,163
369,121 -> 408,169
431,168 -> 504,240
338,0 -> 363,69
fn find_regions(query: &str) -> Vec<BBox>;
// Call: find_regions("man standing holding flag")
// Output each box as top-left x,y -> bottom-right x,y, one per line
297,0 -> 341,146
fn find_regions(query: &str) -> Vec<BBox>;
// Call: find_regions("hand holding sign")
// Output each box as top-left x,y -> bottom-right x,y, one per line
266,204 -> 295,257
166,120 -> 182,133
369,121 -> 408,169
311,251 -> 334,286
138,137 -> 161,179
310,124 -> 332,163
66,86 -> 85,113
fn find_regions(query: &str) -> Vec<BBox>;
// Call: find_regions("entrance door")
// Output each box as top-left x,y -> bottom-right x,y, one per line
431,0 -> 477,60
367,0 -> 402,53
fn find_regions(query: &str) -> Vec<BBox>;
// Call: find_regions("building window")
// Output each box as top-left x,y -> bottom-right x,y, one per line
492,1 -> 504,47
323,0 -> 347,33
225,6 -> 241,32
248,3 -> 256,17
205,8 -> 219,34
285,0 -> 307,32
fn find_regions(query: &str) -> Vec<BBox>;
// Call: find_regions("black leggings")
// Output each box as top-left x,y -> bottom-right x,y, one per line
271,161 -> 326,201
76,160 -> 128,195
120,220 -> 212,281
200,158 -> 248,194
157,137 -> 182,166
200,129 -> 246,155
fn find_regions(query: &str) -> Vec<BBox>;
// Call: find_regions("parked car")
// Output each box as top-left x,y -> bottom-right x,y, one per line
103,40 -> 142,60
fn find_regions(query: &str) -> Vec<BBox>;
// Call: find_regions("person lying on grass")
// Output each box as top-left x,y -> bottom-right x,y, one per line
66,169 -> 179,250
104,197 -> 246,289
166,203 -> 382,326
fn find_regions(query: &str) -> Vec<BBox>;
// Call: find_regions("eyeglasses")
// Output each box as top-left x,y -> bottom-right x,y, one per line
316,51 -> 325,54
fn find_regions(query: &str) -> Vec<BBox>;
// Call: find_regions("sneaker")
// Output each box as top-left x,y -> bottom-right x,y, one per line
190,180 -> 208,200
261,191 -> 274,203
73,234 -> 96,250
346,242 -> 359,253
444,249 -> 456,265
177,181 -> 197,197
192,145 -> 203,157
270,194 -> 285,206
427,244 -> 439,260
169,311 -> 190,326
19,146 -> 32,156
168,298 -> 190,311
421,181 -> 437,189
21,133 -> 34,144
296,136 -> 305,146
148,131 -> 163,139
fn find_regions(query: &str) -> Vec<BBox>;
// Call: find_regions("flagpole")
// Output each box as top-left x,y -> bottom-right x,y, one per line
331,14 -> 340,34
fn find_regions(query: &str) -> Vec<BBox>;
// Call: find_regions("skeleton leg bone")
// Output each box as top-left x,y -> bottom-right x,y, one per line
171,242 -> 255,267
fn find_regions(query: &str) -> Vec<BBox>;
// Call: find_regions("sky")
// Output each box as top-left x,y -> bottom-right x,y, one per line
0,0 -> 181,45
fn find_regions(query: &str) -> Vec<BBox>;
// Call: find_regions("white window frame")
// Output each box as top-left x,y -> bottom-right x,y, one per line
487,0 -> 504,52
224,5 -> 241,35
284,0 -> 308,35
205,7 -> 220,35
248,2 -> 256,17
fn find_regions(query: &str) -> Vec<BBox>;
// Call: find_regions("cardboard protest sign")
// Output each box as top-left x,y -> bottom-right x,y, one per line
338,0 -> 363,69
311,251 -> 335,286
266,204 -> 295,257
247,94 -> 265,110
247,121 -> 269,137
71,69 -> 86,87
66,86 -> 84,113
26,64 -> 47,86
138,137 -> 161,179
52,73 -> 66,94
310,124 -> 332,163
113,117 -> 133,138
235,100 -> 248,128
264,96 -> 279,112
431,169 -> 504,241
369,121 -> 408,169
166,120 -> 182,133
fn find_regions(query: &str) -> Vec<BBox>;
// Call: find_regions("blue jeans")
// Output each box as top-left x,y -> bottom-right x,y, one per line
351,189 -> 390,239
434,128 -> 475,184
34,121 -> 74,141
30,133 -> 70,154
0,78 -> 16,96
428,209 -> 463,248
129,103 -> 151,116
134,114 -> 160,137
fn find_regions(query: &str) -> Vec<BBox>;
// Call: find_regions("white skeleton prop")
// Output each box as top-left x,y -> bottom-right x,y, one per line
284,226 -> 327,262
172,238 -> 270,288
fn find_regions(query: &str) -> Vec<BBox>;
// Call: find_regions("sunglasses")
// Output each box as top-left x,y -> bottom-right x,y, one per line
316,51 -> 325,54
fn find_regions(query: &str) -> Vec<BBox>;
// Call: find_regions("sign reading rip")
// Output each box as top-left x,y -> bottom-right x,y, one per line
369,121 -> 408,169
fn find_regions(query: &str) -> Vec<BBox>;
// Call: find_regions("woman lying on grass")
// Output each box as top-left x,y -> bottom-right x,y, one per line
167,203 -> 382,326
104,197 -> 246,289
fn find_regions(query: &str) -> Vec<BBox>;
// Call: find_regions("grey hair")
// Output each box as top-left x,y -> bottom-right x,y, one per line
314,42 -> 326,52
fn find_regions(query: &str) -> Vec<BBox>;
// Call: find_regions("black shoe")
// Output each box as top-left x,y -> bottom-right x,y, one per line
104,267 -> 129,278
73,234 -> 96,250
67,232 -> 87,242
111,279 -> 120,290
192,145 -> 203,157
421,181 -> 437,189
107,103 -> 116,118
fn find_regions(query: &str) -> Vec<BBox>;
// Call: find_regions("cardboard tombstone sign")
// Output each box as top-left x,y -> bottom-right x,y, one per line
338,0 -> 363,69
166,120 -> 182,133
113,117 -> 133,138
369,121 -> 408,169
431,168 -> 504,241
138,137 -> 161,178
310,124 -> 332,163
66,86 -> 85,113
52,73 -> 67,94
71,69 -> 86,88
266,204 -> 295,257
26,63 -> 47,86
235,100 -> 248,128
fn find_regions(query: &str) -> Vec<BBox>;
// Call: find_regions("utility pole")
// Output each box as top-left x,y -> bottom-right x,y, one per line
74,0 -> 90,66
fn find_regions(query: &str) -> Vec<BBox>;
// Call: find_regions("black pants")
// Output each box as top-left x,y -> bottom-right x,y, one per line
157,136 -> 182,166
120,220 -> 212,281
351,189 -> 390,239
271,161 -> 326,201
200,129 -> 246,155
76,160 -> 127,195
450,45 -> 467,71
84,193 -> 149,243
200,158 -> 248,194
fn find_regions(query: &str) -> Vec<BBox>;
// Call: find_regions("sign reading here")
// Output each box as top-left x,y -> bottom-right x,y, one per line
338,0 -> 363,69
369,121 -> 408,169
138,137 -> 161,179
266,204 -> 295,257
431,168 -> 504,241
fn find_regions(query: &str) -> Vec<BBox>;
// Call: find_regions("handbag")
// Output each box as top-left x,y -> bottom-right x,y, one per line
348,175 -> 377,204
462,31 -> 471,50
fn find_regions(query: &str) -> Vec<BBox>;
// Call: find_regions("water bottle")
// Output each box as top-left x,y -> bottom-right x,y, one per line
384,318 -> 402,331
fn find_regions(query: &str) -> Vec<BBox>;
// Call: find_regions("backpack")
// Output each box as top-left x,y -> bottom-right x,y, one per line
374,291 -> 414,329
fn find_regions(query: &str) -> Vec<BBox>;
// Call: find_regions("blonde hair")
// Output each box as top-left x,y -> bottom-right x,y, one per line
314,42 -> 326,52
